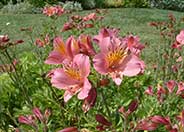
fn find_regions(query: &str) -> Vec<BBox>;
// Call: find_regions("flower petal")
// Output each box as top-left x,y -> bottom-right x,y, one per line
73,54 -> 90,77
121,55 -> 145,76
51,68 -> 77,89
93,53 -> 108,74
77,78 -> 91,100
64,91 -> 73,102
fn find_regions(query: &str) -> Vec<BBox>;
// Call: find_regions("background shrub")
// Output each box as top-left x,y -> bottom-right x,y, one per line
77,0 -> 96,9
95,0 -> 106,8
0,1 -> 34,14
150,0 -> 184,12
124,0 -> 150,8
0,2 -> 4,9
104,0 -> 124,8
61,1 -> 83,11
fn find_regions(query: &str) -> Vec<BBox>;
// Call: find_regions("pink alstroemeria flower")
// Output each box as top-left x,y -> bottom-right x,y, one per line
122,35 -> 145,56
45,36 -> 79,64
51,54 -> 91,102
136,119 -> 159,131
43,6 -> 57,17
78,34 -> 96,56
55,5 -> 64,16
93,28 -> 120,43
176,30 -> 184,44
35,34 -> 50,47
18,115 -> 36,126
166,80 -> 175,93
145,86 -> 154,96
32,107 -> 44,122
61,22 -> 74,32
176,82 -> 184,95
83,13 -> 97,21
93,37 -> 145,85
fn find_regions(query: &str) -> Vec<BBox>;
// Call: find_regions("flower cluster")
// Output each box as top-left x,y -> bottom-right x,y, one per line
18,107 -> 51,131
35,34 -> 50,47
43,5 -> 64,17
45,28 -> 145,103
145,80 -> 184,103
61,12 -> 104,32
0,35 -> 23,50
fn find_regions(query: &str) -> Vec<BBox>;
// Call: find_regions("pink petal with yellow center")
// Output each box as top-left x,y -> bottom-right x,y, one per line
45,37 -> 67,64
51,68 -> 78,89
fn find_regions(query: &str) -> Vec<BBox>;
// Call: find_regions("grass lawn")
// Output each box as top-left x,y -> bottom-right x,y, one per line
0,8 -> 184,64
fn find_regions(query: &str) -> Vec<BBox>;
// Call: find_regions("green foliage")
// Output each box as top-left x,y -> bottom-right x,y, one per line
124,0 -> 150,8
95,0 -> 106,8
78,0 -> 96,9
27,0 -> 58,8
0,2 -> 4,9
95,0 -> 149,8
61,1 -> 83,11
150,0 -> 184,12
0,1 -> 34,14
104,0 -> 124,8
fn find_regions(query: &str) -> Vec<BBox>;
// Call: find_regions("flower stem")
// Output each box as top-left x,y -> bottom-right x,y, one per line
101,89 -> 111,117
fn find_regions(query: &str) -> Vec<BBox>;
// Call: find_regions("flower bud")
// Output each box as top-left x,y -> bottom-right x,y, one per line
82,88 -> 97,113
58,127 -> 78,132
95,114 -> 112,126
33,107 -> 44,122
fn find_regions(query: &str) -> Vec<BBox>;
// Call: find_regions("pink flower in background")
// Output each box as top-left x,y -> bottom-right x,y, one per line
93,37 -> 145,85
83,13 -> 97,21
18,115 -> 36,126
157,84 -> 166,103
166,80 -> 175,93
51,54 -> 91,102
145,86 -> 154,96
122,35 -> 145,56
172,41 -> 182,50
35,38 -> 44,47
93,28 -> 120,43
55,5 -> 64,16
43,6 -> 57,17
35,34 -> 50,47
176,82 -> 184,95
0,35 -> 9,43
176,30 -> 184,44
32,107 -> 44,122
78,34 -> 96,56
61,22 -> 74,32
136,119 -> 159,131
43,6 -> 64,17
